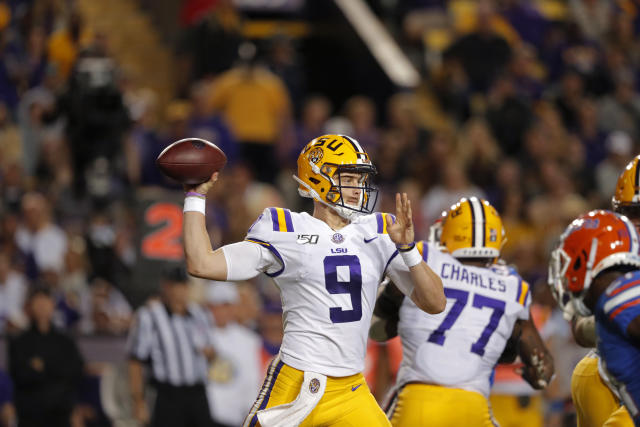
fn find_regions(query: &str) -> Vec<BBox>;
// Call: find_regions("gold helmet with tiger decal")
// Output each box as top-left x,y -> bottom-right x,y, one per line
439,197 -> 506,259
294,135 -> 378,220
612,154 -> 640,219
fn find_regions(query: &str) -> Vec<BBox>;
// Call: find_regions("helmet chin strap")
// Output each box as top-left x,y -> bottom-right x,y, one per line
292,174 -> 362,221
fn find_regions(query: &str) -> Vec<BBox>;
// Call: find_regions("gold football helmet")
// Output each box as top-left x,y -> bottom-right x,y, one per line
294,135 -> 377,220
439,197 -> 505,259
612,154 -> 640,218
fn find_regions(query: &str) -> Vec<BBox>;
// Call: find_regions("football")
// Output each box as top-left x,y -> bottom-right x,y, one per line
156,138 -> 227,185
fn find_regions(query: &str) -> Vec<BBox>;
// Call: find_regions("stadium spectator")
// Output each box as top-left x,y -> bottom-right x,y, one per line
552,68 -> 587,131
8,287 -> 84,427
420,158 -> 486,226
568,0 -> 612,43
15,192 -> 67,281
208,42 -> 293,183
176,0 -> 243,89
343,95 -> 381,152
292,95 -> 332,166
78,277 -> 131,335
500,0 -> 548,50
574,98 -> 607,169
458,117 -> 501,190
596,131 -> 634,202
0,250 -> 27,334
59,46 -> 130,198
443,0 -> 512,93
205,281 -> 262,427
235,281 -> 262,331
385,92 -> 429,154
0,102 -> 21,169
127,266 -> 216,427
0,26 -> 20,112
486,73 -> 532,157
14,25 -> 48,92
598,69 -> 640,139
17,86 -> 56,177
266,34 -> 305,115
0,369 -> 15,427
46,10 -> 91,82
187,80 -> 237,164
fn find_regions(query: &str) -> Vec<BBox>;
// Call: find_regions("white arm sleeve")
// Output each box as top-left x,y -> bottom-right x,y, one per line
222,241 -> 282,280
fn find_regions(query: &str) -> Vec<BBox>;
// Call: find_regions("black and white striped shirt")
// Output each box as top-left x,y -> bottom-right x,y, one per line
128,300 -> 214,386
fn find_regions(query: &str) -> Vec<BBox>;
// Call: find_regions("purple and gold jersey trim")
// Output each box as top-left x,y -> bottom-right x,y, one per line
515,279 -> 529,306
376,212 -> 396,234
245,238 -> 285,277
383,250 -> 399,276
417,241 -> 429,263
269,208 -> 294,232
246,356 -> 285,427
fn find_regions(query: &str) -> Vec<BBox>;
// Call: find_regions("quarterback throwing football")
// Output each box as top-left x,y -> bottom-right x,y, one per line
182,134 -> 445,427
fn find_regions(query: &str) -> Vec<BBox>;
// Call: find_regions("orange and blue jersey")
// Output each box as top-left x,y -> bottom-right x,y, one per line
595,270 -> 640,424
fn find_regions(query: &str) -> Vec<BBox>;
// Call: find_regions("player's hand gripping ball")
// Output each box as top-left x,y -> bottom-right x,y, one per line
156,138 -> 227,185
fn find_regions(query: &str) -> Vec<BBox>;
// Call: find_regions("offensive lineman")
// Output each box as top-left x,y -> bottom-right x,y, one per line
371,197 -> 554,426
182,135 -> 445,427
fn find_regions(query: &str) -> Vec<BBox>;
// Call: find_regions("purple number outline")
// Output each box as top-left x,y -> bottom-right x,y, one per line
324,255 -> 362,323
427,288 -> 469,345
470,294 -> 505,356
427,288 -> 505,356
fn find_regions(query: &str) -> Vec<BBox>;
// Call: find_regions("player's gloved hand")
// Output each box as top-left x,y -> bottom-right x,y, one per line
387,193 -> 415,246
183,172 -> 219,196
515,348 -> 554,389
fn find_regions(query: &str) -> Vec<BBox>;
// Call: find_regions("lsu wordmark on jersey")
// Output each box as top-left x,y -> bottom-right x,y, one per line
388,241 -> 530,426
242,207 -> 413,427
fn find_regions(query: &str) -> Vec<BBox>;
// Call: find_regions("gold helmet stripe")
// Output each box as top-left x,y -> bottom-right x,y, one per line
468,197 -> 485,248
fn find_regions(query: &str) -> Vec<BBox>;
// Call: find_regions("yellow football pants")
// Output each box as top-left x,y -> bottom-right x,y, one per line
389,383 -> 497,426
571,354 -> 633,427
243,357 -> 390,427
489,394 -> 543,427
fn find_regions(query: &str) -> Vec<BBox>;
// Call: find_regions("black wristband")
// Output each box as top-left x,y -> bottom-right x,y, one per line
396,242 -> 416,252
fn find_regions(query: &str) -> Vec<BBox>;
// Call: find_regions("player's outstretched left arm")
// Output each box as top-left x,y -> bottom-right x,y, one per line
387,193 -> 446,314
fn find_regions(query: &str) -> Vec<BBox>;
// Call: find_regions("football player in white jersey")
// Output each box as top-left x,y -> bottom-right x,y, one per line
371,197 -> 554,426
181,134 -> 445,427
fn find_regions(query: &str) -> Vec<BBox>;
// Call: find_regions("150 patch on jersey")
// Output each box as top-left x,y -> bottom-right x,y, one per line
297,234 -> 319,244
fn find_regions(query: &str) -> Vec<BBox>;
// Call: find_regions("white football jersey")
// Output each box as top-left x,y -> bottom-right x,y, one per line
396,243 -> 530,398
245,207 -> 414,377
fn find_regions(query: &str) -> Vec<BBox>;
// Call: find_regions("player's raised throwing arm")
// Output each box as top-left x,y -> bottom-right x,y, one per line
182,173 -> 279,281
388,193 -> 446,314
182,173 -> 228,280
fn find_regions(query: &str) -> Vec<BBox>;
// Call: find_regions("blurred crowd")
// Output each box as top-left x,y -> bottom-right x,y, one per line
1,0 -> 640,426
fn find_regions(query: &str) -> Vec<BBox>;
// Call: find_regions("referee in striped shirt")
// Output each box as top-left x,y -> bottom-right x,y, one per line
128,266 -> 216,427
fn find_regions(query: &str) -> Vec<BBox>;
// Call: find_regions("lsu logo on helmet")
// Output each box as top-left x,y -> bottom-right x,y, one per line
294,135 -> 378,220
438,197 -> 505,259
612,154 -> 640,215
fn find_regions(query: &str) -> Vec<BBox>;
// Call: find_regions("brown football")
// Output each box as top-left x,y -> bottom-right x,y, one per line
156,138 -> 227,185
